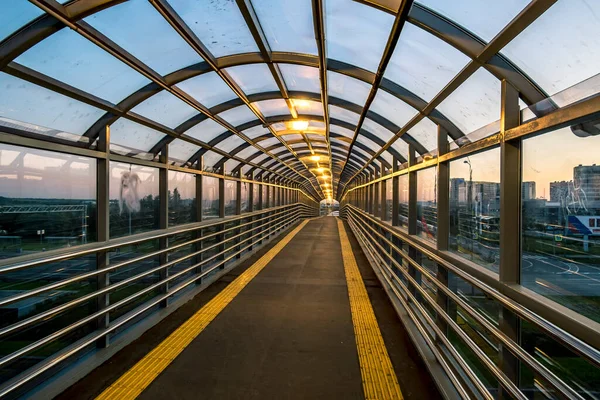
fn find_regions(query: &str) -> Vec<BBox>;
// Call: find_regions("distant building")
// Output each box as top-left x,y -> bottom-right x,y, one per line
522,181 -> 537,200
450,178 -> 466,204
574,164 -> 600,203
550,181 -> 571,202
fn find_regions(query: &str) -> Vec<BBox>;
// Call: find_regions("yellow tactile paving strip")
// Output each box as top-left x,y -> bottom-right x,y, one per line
96,219 -> 310,400
337,219 -> 404,400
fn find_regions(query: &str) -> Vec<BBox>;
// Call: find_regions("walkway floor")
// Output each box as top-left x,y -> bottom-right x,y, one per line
58,217 -> 440,400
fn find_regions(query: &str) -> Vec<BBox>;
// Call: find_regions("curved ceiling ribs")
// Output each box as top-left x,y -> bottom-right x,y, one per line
0,0 -> 558,201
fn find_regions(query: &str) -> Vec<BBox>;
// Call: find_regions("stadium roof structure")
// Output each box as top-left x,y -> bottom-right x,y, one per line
1,0 -> 599,200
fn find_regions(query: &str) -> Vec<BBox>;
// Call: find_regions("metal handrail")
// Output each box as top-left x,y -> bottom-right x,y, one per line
345,206 -> 598,399
0,207 -> 294,307
0,203 -> 310,273
0,211 -> 293,340
347,211 -> 582,400
345,204 -> 600,368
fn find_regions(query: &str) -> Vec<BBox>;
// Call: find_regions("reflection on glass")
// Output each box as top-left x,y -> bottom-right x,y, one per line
449,149 -> 500,272
224,180 -> 237,216
385,179 -> 393,222
109,162 -> 159,238
202,176 -> 219,220
417,167 -> 437,241
262,185 -> 268,208
253,184 -> 260,210
168,171 -> 196,226
398,174 -> 409,229
522,127 -> 600,323
241,182 -> 249,213
0,144 -> 96,259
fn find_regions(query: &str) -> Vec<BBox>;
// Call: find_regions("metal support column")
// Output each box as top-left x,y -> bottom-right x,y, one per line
380,161 -> 386,221
392,157 -> 400,226
436,126 -> 450,336
218,176 -> 225,269
158,145 -> 169,307
96,125 -> 110,348
499,79 -> 522,398
407,145 -> 421,297
235,171 -> 242,259
194,158 -> 204,283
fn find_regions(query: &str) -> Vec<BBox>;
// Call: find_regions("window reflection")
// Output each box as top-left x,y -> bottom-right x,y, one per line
202,176 -> 219,220
522,127 -> 600,323
398,174 -> 409,229
253,183 -> 260,210
416,167 -> 437,241
385,179 -> 392,222
224,180 -> 237,216
0,144 -> 96,259
109,162 -> 159,238
449,149 -> 501,272
241,182 -> 249,213
168,171 -> 196,226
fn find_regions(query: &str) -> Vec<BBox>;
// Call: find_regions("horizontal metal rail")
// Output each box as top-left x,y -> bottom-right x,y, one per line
345,205 -> 598,399
0,203 -> 311,273
0,206 -> 317,397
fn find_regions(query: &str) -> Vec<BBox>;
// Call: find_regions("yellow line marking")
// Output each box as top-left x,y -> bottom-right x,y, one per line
96,220 -> 311,400
337,219 -> 404,400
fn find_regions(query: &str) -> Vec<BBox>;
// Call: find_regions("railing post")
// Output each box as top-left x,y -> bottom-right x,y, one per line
194,158 -> 204,283
436,125 -> 450,337
235,170 -> 242,259
96,125 -> 110,348
218,174 -> 225,269
158,145 -> 169,308
499,79 -> 522,398
407,145 -> 421,297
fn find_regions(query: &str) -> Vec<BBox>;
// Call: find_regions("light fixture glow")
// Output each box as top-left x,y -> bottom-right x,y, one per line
291,120 -> 309,131
293,99 -> 311,108
309,155 -> 320,162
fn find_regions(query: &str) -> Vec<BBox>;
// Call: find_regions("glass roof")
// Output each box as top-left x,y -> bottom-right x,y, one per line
15,28 -> 150,104
85,0 -> 202,75
2,0 -> 598,200
176,72 -> 238,109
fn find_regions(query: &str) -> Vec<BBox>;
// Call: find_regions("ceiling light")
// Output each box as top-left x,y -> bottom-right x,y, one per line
309,155 -> 320,162
293,99 -> 310,108
291,120 -> 309,131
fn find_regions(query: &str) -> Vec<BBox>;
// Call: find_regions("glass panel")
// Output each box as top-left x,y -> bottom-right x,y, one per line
417,166 -> 437,241
292,99 -> 324,116
184,119 -> 227,142
253,184 -> 260,209
417,0 -> 530,42
130,91 -> 199,129
258,137 -> 281,148
168,139 -> 201,165
0,144 -> 96,259
450,148 -> 501,273
202,176 -> 219,220
325,0 -> 394,72
330,124 -> 354,138
176,72 -> 237,108
85,0 -> 201,75
224,64 -> 278,95
369,90 -> 418,129
253,0 -> 317,55
215,135 -> 246,153
384,22 -> 470,102
201,150 -> 225,169
0,72 -> 104,140
398,174 -> 409,229
241,181 -> 249,213
329,105 -> 359,125
327,71 -> 372,107
16,28 -> 150,104
224,180 -> 237,216
252,99 -> 291,118
282,133 -> 304,142
522,127 -> 600,323
243,126 -> 270,139
237,145 -> 261,160
436,68 -> 501,136
217,105 -> 257,127
168,170 -> 196,226
362,118 -> 394,142
224,159 -> 240,175
109,119 -> 165,154
169,0 -> 258,58
279,64 -> 321,94
408,117 -> 438,152
109,162 -> 159,238
385,179 -> 393,222
501,0 -> 600,96
0,1 -> 44,42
